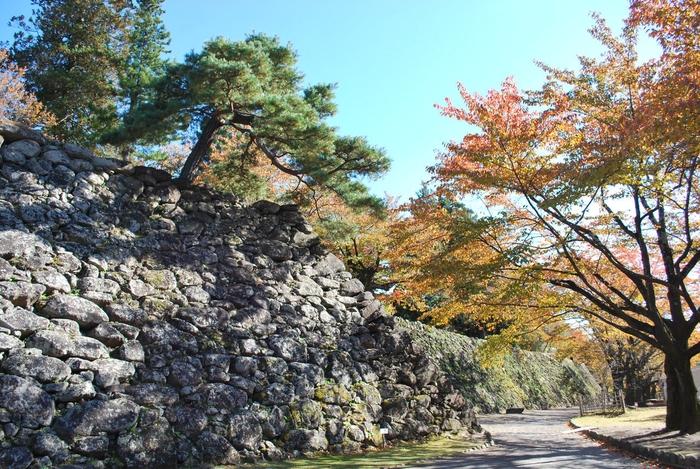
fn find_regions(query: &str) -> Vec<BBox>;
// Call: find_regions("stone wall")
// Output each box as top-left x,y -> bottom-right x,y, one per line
400,319 -> 601,413
0,124 -> 478,469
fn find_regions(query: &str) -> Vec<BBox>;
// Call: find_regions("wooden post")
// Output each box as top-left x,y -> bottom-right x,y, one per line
619,389 -> 626,413
579,395 -> 584,417
603,389 -> 607,412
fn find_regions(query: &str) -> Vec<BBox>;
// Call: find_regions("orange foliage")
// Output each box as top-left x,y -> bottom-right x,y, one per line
196,132 -> 317,205
0,49 -> 56,128
313,194 -> 398,291
386,190 -> 561,345
391,3 -> 700,417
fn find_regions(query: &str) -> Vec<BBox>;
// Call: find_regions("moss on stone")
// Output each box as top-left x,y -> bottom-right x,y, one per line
315,384 -> 353,405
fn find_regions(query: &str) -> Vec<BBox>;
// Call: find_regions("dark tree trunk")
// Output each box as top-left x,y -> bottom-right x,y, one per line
347,262 -> 376,292
664,354 -> 700,433
178,117 -> 224,183
345,252 -> 383,292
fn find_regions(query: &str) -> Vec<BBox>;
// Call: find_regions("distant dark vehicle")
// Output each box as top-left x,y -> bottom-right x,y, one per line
506,407 -> 525,414
639,399 -> 666,407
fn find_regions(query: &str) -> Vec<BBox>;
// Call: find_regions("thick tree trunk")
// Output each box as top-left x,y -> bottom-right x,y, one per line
178,117 -> 224,183
664,354 -> 700,433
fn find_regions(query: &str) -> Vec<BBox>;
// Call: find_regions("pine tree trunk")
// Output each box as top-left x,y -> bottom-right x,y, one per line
664,353 -> 700,433
178,117 -> 224,183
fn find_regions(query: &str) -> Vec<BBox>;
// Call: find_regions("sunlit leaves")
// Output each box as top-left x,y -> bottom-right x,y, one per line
0,48 -> 56,128
394,4 -> 700,429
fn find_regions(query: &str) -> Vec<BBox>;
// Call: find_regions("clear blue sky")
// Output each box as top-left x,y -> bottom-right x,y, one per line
1,0 -> 653,201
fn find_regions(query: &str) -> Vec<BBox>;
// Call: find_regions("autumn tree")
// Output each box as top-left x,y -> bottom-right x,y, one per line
197,132 -> 304,205
388,189 -> 548,341
8,0 -> 170,146
104,34 -> 389,213
312,195 -> 398,291
594,324 -> 663,405
0,48 -> 55,128
424,0 -> 700,432
544,326 -> 610,386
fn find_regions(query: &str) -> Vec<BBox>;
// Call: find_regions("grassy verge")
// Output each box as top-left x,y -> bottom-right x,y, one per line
248,435 -> 482,469
571,406 -> 666,430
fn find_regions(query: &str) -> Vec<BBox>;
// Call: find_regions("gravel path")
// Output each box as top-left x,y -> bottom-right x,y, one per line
410,409 -> 656,469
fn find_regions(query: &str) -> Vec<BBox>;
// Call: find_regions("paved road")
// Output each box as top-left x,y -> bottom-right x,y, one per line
411,409 -> 657,469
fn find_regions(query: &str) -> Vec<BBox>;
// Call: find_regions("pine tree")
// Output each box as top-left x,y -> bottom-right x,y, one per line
105,34 -> 390,212
8,0 -> 169,147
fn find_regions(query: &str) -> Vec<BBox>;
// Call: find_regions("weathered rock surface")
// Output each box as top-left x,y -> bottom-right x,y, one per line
0,375 -> 55,426
2,349 -> 71,383
0,126 -> 481,467
42,294 -> 109,328
0,446 -> 33,469
53,398 -> 140,442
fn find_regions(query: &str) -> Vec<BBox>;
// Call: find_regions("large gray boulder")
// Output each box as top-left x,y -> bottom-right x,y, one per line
163,407 -> 207,438
227,410 -> 263,451
79,277 -> 121,295
290,399 -> 324,429
73,434 -> 110,458
234,306 -> 272,328
32,270 -> 71,293
125,383 -> 179,406
53,398 -> 140,442
0,374 -> 55,426
285,429 -> 328,452
1,349 -> 71,383
119,340 -> 145,362
26,330 -> 75,357
55,381 -> 97,403
197,383 -> 247,409
0,332 -> 23,351
139,320 -> 198,353
116,417 -> 177,469
42,294 -> 109,328
72,336 -> 110,360
259,239 -> 293,261
414,357 -> 440,388
269,334 -> 307,362
33,432 -> 70,459
106,304 -> 147,326
258,382 -> 295,406
167,359 -> 202,388
195,431 -> 240,466
3,139 -> 41,158
0,229 -> 52,259
261,406 -> 287,438
289,362 -> 325,386
0,307 -> 50,337
0,281 -> 45,308
0,446 -> 33,469
341,278 -> 366,295
313,253 -> 346,275
63,142 -> 94,160
91,358 -> 135,388
142,269 -> 178,290
177,306 -> 228,330
87,322 -> 127,347
294,275 -> 324,297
